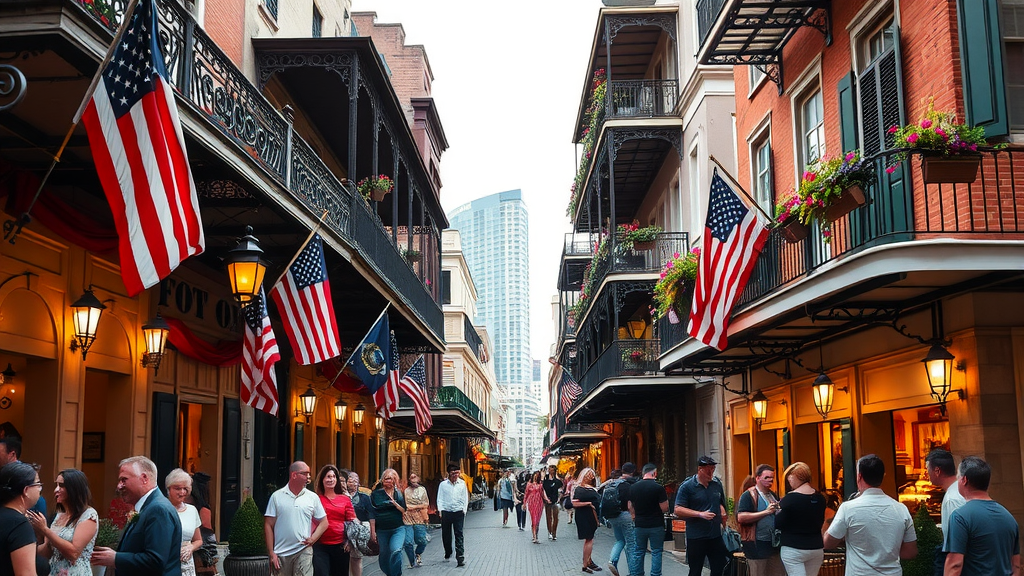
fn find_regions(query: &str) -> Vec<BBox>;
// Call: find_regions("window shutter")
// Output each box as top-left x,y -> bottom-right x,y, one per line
957,0 -> 1009,138
837,71 -> 858,154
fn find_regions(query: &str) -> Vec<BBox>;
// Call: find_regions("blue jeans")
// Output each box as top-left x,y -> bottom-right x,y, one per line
632,525 -> 665,576
609,512 -> 637,572
403,524 -> 427,566
376,527 -> 405,576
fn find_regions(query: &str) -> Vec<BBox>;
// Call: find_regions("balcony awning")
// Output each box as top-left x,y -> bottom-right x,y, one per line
565,375 -> 698,424
388,407 -> 495,438
547,429 -> 610,455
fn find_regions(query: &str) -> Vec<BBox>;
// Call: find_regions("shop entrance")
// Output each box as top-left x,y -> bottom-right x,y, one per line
178,399 -> 217,476
83,368 -> 133,516
892,405 -> 948,521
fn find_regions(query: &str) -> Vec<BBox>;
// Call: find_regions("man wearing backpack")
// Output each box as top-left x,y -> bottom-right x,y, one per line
629,463 -> 669,576
604,462 -> 639,576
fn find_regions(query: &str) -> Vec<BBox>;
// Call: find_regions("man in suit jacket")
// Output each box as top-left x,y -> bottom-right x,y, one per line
92,456 -> 182,576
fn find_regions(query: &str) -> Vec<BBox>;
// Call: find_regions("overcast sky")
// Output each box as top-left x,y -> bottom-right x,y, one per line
354,1 -> 605,403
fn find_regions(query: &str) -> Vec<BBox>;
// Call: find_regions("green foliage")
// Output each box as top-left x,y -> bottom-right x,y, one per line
651,248 -> 699,321
95,518 -> 123,550
568,69 -> 607,219
228,496 -> 268,557
890,103 -> 988,163
901,505 -> 942,576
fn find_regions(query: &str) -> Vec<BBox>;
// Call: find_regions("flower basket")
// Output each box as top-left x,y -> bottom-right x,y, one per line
822,185 -> 867,222
406,252 -> 421,263
920,155 -> 981,184
632,240 -> 655,252
357,175 -> 394,202
778,215 -> 810,244
369,188 -> 388,202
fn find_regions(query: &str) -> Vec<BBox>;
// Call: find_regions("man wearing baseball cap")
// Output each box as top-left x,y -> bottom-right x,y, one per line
674,456 -> 729,576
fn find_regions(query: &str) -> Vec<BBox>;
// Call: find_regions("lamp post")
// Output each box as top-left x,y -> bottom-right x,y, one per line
70,289 -> 106,359
224,226 -> 267,304
141,314 -> 171,370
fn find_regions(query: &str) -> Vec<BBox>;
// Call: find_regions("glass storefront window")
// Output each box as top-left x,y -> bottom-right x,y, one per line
892,406 -> 949,520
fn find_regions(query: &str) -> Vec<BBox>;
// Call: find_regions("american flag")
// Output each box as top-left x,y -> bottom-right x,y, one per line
269,234 -> 341,365
241,288 -> 280,416
559,368 -> 583,416
80,0 -> 204,297
687,169 -> 769,350
398,356 -> 432,435
373,331 -> 401,419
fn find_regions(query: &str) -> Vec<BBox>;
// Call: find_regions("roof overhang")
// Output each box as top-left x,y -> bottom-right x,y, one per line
695,0 -> 831,67
565,375 -> 697,424
389,408 -> 495,438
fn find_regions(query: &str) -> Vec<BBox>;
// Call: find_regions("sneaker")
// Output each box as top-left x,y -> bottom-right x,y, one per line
552,536 -> 557,541
416,555 -> 422,566
457,559 -> 466,567
444,556 -> 451,562
548,534 -> 553,540
608,564 -> 619,576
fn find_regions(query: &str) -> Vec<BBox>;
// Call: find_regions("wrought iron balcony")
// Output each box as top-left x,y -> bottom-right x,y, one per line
607,80 -> 678,119
463,315 -> 484,363
577,339 -> 660,402
433,386 -> 485,425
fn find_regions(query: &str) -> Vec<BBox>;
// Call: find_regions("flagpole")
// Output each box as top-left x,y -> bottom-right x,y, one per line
270,209 -> 331,289
3,0 -> 143,245
708,154 -> 774,222
326,301 -> 391,390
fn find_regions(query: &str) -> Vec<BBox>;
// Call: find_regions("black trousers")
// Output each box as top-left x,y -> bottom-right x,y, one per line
515,503 -> 527,528
934,544 -> 947,576
441,510 -> 465,561
312,541 -> 350,576
687,536 -> 728,576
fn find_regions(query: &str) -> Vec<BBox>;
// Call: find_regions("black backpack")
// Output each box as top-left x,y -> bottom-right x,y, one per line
599,479 -> 624,521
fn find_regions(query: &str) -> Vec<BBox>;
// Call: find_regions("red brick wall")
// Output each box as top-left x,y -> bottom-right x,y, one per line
202,0 -> 245,66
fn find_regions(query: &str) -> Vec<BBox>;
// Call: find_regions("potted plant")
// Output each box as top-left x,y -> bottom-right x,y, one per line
773,192 -> 811,243
819,150 -> 872,221
617,220 -> 662,251
888,104 -> 988,184
900,505 -> 942,576
402,247 -> 421,263
651,248 -> 699,324
223,496 -> 269,576
357,174 -> 394,202
91,518 -> 123,576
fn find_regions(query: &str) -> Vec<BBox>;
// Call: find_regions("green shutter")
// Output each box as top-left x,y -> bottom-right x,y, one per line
958,0 -> 1009,138
837,71 -> 858,154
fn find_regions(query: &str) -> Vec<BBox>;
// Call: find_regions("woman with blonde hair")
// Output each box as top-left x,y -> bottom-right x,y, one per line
369,468 -> 407,576
165,468 -> 204,576
571,467 -> 602,573
774,462 -> 826,576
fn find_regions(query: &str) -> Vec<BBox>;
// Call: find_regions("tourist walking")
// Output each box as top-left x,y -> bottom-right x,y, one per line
515,470 -> 529,531
823,454 -> 917,575
736,464 -> 783,576
542,465 -> 563,541
498,470 -> 516,527
91,456 -> 182,576
370,468 -> 407,576
343,472 -> 372,576
774,462 -> 825,576
264,461 -> 329,576
674,455 -> 729,576
523,471 -> 545,543
629,463 -> 668,576
943,456 -> 1020,576
564,472 -> 576,525
27,468 -> 98,576
605,462 -> 638,576
402,473 -> 429,568
571,467 -> 602,574
313,465 -> 355,576
166,468 -> 204,576
436,464 -> 467,567
924,449 -> 965,576
1,461 -> 44,576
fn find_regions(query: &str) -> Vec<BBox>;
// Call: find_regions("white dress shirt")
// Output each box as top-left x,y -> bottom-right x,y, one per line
826,488 -> 915,576
437,478 -> 468,514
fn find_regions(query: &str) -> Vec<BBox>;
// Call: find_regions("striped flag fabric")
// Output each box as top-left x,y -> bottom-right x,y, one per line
559,368 -> 582,416
81,0 -> 204,297
270,234 -> 341,365
398,356 -> 432,435
240,288 -> 280,416
687,169 -> 770,350
373,331 -> 401,419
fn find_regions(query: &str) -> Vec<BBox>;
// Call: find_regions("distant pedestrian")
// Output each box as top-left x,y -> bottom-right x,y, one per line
343,472 -> 372,576
524,471 -> 545,543
736,464 -> 783,576
564,472 -> 576,525
2,461 -> 44,576
674,455 -> 728,576
605,462 -> 638,576
542,465 -> 563,541
516,470 -> 529,531
571,468 -> 602,574
498,470 -> 516,528
436,464 -> 467,567
774,462 -> 826,576
165,468 -> 203,576
264,461 -> 329,576
402,473 -> 429,568
943,456 -> 1020,576
27,468 -> 98,576
313,465 -> 355,576
627,463 -> 668,576
925,449 -> 965,576
369,469 -> 407,576
0,436 -> 46,516
823,454 -> 916,576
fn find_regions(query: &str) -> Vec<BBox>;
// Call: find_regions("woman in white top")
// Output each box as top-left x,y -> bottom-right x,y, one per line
166,468 -> 203,576
27,468 -> 98,576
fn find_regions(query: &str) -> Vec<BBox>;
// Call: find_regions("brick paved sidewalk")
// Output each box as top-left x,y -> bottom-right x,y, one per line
360,507 -> 692,576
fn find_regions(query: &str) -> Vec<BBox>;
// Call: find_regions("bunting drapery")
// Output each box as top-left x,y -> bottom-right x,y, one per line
165,317 -> 242,367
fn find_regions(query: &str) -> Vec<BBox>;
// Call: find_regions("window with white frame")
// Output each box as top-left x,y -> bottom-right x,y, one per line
752,136 -> 772,213
750,66 -> 766,93
798,89 -> 825,166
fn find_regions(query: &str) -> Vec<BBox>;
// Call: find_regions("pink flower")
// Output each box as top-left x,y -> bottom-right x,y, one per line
921,119 -> 932,129
887,126 -> 898,134
822,229 -> 831,238
673,252 -> 680,259
845,152 -> 856,161
907,133 -> 919,144
936,128 -> 947,140
886,165 -> 897,174
803,171 -> 816,182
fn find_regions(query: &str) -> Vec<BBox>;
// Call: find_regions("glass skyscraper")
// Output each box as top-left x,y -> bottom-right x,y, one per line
447,190 -> 532,390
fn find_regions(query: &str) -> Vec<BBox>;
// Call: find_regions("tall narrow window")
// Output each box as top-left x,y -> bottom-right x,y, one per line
1005,0 -> 1024,131
753,138 -> 772,213
264,0 -> 278,20
312,5 -> 323,38
800,90 -> 825,165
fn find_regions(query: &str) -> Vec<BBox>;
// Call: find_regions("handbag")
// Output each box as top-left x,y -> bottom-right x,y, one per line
344,520 -> 376,556
723,526 -> 742,553
194,526 -> 218,567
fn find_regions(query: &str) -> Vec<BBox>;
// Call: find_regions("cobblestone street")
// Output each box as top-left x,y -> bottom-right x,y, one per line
361,508 -> 691,576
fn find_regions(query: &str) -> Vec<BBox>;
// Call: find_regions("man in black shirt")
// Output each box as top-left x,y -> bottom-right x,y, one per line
542,465 -> 564,540
674,455 -> 729,576
628,463 -> 669,576
606,462 -> 639,576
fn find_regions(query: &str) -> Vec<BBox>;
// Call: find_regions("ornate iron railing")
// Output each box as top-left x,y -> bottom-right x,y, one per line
432,386 -> 485,425
464,315 -> 484,363
696,0 -> 727,45
564,232 -> 598,257
573,339 -> 660,409
607,80 -> 679,118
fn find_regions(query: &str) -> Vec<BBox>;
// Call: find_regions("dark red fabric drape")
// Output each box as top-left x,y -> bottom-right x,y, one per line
320,356 -> 369,393
165,317 -> 242,367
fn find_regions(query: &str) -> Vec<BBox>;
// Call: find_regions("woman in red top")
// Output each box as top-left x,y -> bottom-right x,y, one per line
314,465 -> 357,576
524,470 -> 546,543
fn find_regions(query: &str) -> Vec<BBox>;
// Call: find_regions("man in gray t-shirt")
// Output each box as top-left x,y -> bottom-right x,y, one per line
736,464 -> 783,576
944,457 -> 1020,576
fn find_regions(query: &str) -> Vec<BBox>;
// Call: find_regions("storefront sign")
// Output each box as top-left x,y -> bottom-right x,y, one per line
158,278 -> 239,330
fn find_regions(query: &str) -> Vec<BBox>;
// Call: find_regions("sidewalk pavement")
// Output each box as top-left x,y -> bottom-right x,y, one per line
360,507 -> 692,576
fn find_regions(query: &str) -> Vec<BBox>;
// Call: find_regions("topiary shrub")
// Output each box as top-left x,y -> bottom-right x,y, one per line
228,496 -> 267,557
901,505 -> 942,576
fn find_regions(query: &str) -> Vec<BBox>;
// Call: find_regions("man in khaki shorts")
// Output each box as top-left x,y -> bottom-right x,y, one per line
265,461 -> 329,575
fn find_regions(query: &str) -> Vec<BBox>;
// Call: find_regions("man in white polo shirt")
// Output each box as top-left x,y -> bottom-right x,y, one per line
265,461 -> 329,576
823,454 -> 917,575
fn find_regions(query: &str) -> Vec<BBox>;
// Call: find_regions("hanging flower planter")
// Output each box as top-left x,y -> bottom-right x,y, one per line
632,240 -> 656,252
778,215 -> 811,244
403,249 -> 421,263
920,155 -> 982,184
667,308 -> 680,325
822,185 -> 867,222
357,175 -> 394,202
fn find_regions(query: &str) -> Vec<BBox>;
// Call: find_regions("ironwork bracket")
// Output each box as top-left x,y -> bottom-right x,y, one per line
807,305 -> 900,324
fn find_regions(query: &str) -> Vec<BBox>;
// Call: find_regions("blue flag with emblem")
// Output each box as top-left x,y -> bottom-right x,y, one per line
345,312 -> 390,393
